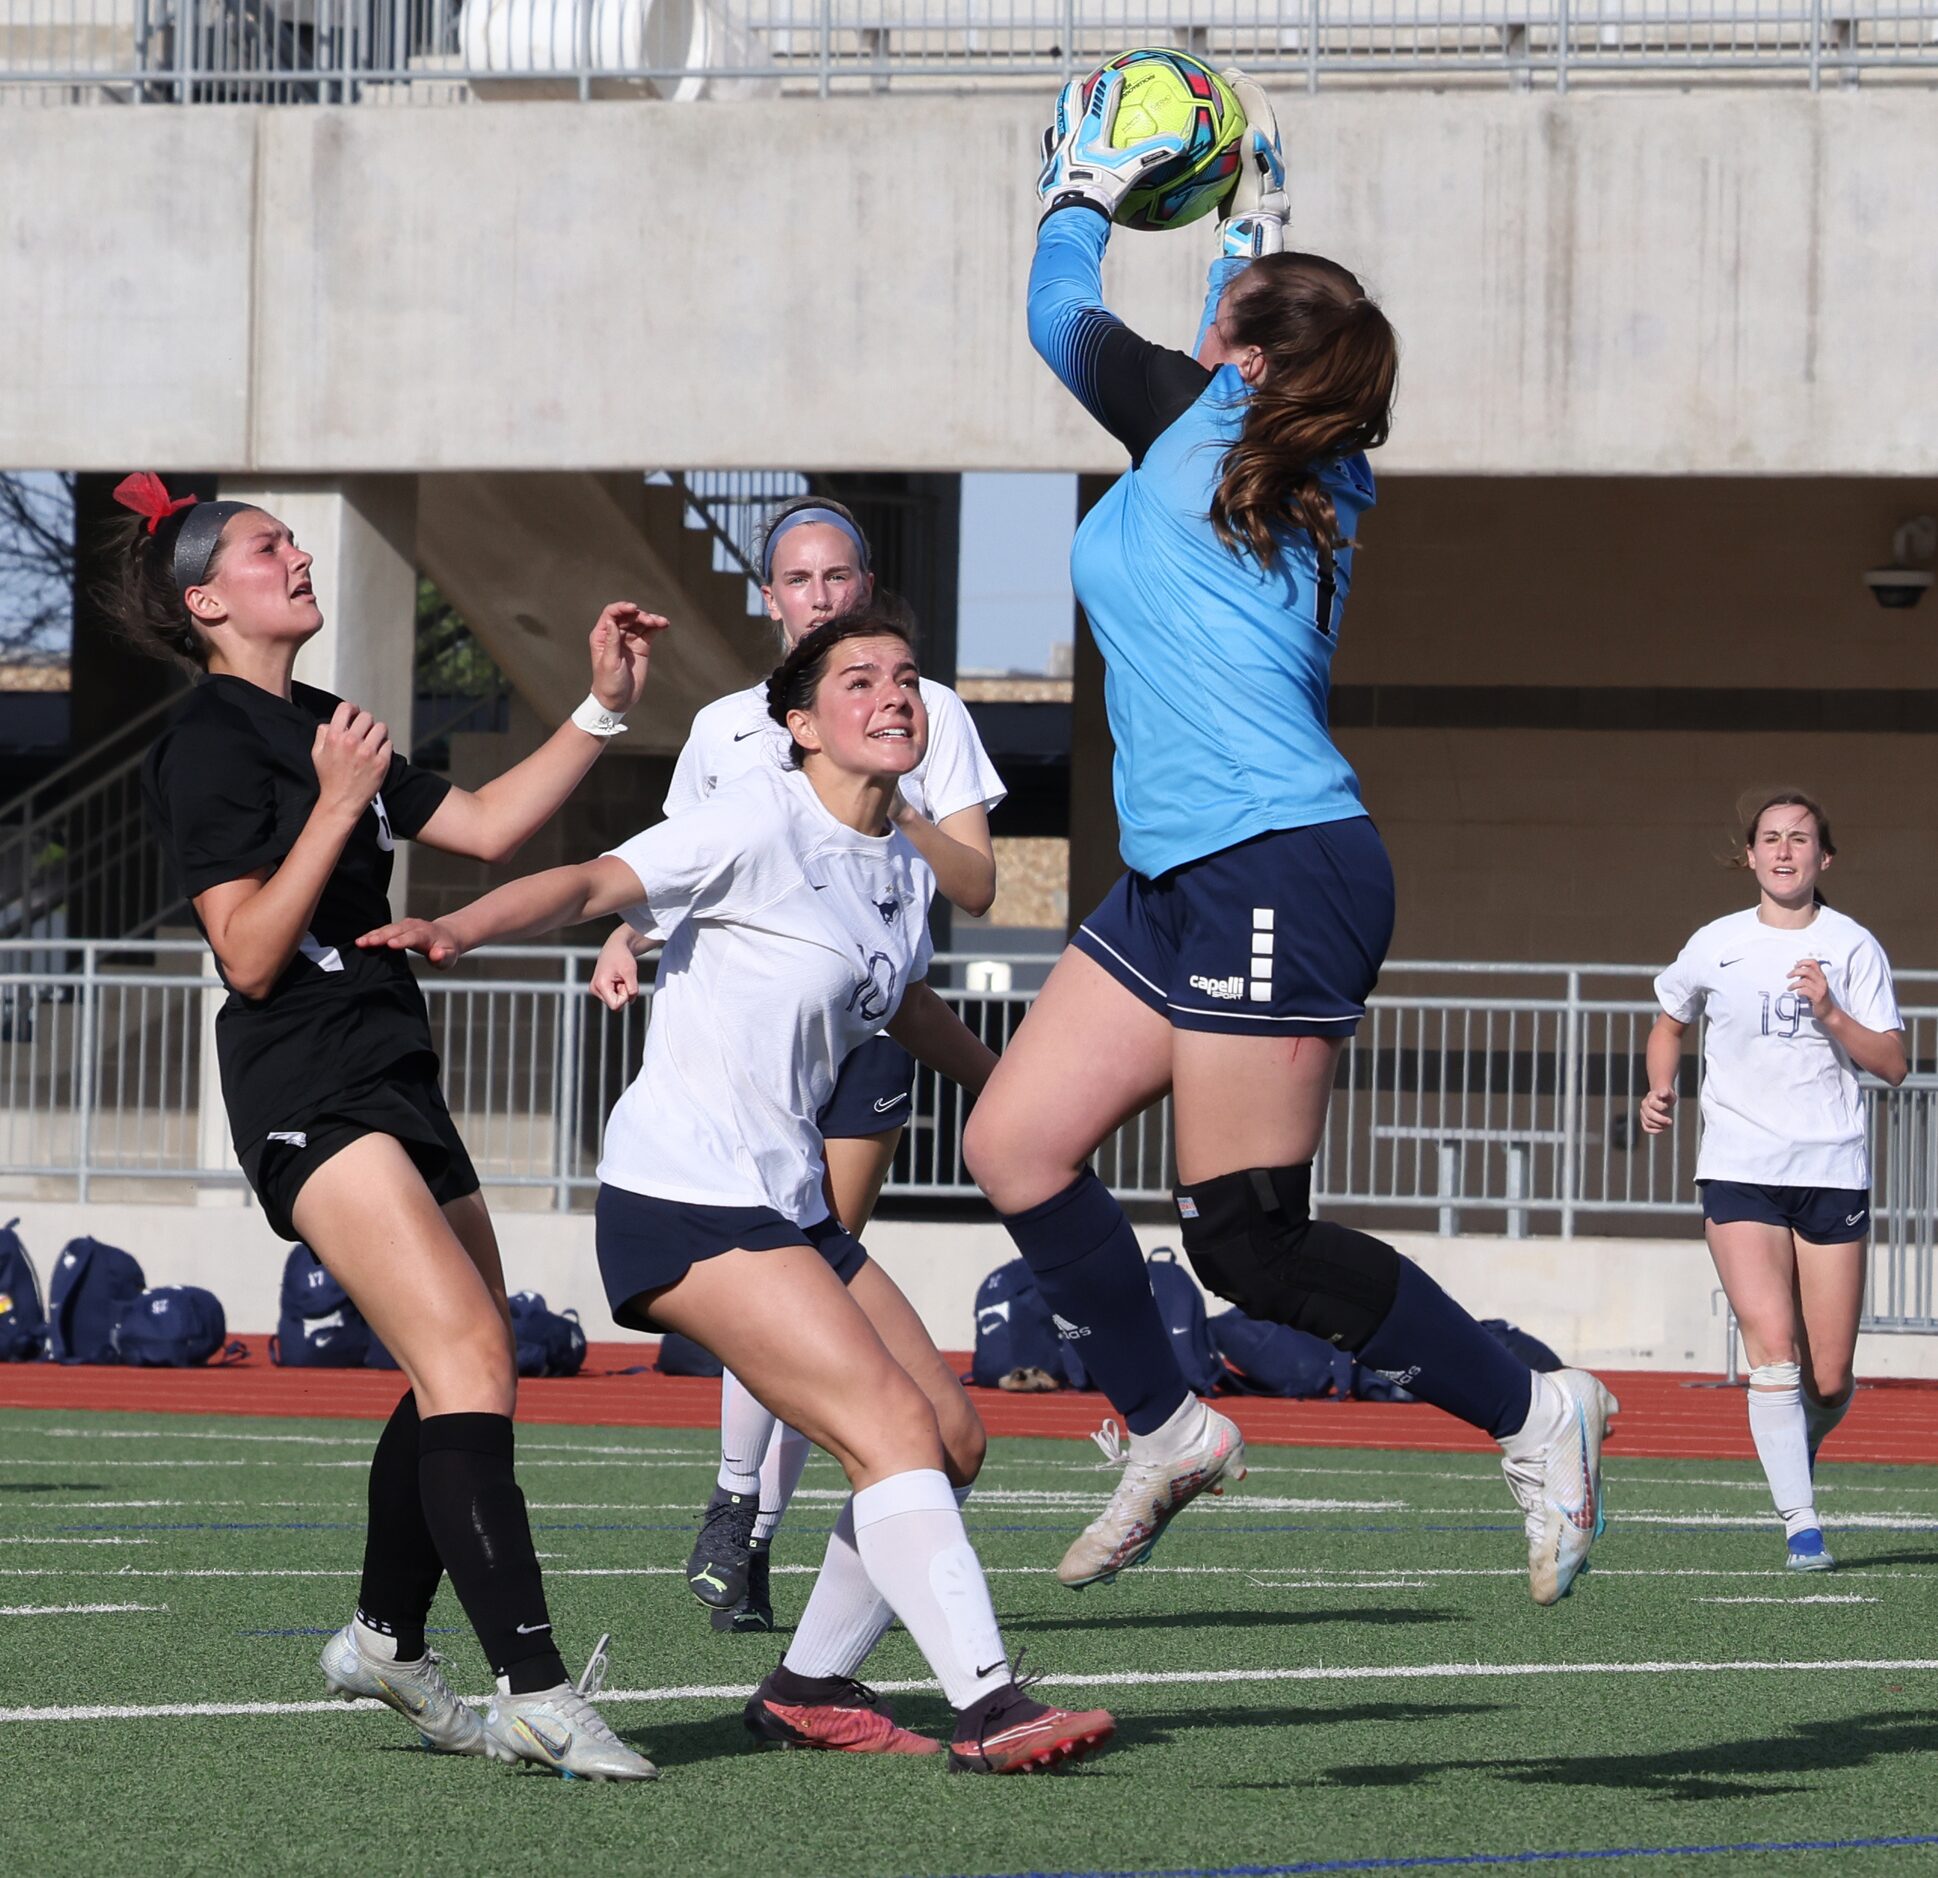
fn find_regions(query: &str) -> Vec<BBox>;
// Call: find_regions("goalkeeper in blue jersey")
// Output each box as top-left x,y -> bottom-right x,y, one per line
963,70 -> 1619,1606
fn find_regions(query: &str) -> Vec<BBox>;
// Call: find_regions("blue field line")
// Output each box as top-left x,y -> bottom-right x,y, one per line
978,1830 -> 1938,1877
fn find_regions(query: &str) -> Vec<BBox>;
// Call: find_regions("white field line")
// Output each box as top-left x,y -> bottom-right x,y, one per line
0,1562 -> 1923,1585
1698,1595 -> 1879,1605
7,1656 -> 1938,1727
0,1602 -> 167,1616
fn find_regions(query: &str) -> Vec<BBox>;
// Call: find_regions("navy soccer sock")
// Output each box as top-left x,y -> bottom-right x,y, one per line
1355,1259 -> 1534,1440
354,1390 -> 441,1661
417,1412 -> 567,1694
998,1170 -> 1190,1436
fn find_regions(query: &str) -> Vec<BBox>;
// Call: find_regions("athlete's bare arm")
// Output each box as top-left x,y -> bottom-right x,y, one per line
888,980 -> 999,1099
357,855 -> 648,969
196,701 -> 391,1000
414,605 -> 666,863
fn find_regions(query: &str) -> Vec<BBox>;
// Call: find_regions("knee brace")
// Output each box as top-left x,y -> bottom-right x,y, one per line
1174,1164 -> 1400,1350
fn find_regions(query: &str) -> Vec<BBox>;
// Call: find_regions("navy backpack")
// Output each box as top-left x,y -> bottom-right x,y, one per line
1483,1318 -> 1564,1373
48,1236 -> 146,1364
1144,1248 -> 1223,1397
270,1243 -> 375,1368
655,1330 -> 723,1378
0,1219 -> 47,1362
116,1287 -> 246,1368
508,1292 -> 588,1378
970,1258 -> 1075,1391
1210,1307 -> 1356,1399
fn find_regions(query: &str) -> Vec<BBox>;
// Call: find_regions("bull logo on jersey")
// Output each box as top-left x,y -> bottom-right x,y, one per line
877,894 -> 900,926
847,949 -> 898,1024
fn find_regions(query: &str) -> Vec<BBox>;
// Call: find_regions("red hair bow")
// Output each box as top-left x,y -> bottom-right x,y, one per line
112,472 -> 199,536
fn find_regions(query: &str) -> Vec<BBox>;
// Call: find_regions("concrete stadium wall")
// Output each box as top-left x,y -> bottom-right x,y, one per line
17,1197 -> 1938,1380
5,92 -> 1937,475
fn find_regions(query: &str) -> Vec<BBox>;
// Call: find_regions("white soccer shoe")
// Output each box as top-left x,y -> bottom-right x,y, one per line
482,1634 -> 659,1782
319,1622 -> 487,1755
1058,1406 -> 1247,1589
1501,1368 -> 1619,1606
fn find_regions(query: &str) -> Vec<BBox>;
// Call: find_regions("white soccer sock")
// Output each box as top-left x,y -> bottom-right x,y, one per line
351,1615 -> 407,1663
1746,1363 -> 1818,1537
848,1471 -> 1005,1711
716,1368 -> 775,1498
784,1484 -> 973,1682
1498,1371 -> 1570,1463
1127,1393 -> 1211,1465
1804,1383 -> 1856,1468
753,1423 -> 812,1546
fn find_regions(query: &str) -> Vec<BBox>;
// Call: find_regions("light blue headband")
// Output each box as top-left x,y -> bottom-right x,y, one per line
762,507 -> 871,584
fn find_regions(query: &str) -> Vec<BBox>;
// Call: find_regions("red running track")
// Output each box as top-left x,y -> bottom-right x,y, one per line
2,1340 -> 1934,1465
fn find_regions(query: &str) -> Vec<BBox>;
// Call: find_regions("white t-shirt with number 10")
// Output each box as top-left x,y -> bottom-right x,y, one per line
1654,904 -> 1902,1189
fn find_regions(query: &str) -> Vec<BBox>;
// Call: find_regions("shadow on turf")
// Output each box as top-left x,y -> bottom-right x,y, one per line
1002,1607 -> 1459,1636
1130,1699 -> 1505,1755
1309,1708 -> 1938,1802
0,1481 -> 104,1492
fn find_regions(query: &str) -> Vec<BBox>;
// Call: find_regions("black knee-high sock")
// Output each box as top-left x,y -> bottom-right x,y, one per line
355,1391 -> 442,1660
417,1412 -> 566,1693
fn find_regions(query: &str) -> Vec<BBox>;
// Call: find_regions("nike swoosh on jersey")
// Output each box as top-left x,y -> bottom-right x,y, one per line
733,730 -> 763,741
872,1093 -> 909,1113
1719,957 -> 1743,967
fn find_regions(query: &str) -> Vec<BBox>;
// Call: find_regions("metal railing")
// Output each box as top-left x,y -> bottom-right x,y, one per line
5,941 -> 1935,1307
652,469 -> 808,617
6,0 -> 1935,104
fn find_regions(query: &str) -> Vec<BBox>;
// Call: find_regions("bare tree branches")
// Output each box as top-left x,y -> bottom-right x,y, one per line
0,472 -> 76,660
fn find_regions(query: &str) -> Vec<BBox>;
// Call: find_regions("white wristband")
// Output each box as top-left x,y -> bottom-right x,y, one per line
571,694 -> 628,739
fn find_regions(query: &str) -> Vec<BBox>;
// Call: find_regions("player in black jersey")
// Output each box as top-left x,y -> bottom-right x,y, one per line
117,472 -> 659,1780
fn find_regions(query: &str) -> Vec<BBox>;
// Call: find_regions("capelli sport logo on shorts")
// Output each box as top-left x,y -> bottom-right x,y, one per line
1188,973 -> 1246,1001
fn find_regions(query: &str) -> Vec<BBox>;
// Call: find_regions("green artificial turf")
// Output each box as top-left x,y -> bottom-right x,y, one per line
2,1408 -> 1937,1877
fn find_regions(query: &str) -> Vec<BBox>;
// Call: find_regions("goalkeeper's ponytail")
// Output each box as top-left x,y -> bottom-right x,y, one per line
1208,254 -> 1397,575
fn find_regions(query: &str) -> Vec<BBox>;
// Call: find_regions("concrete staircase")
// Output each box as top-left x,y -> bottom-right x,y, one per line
409,469 -> 788,920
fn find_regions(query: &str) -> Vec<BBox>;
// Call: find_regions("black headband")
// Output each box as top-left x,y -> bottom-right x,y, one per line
168,500 -> 252,597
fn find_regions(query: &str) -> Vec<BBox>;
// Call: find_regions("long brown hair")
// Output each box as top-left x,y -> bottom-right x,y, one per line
1207,253 -> 1397,573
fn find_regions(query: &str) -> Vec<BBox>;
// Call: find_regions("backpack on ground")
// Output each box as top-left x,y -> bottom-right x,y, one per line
654,1330 -> 723,1378
0,1220 -> 47,1362
508,1291 -> 588,1378
970,1258 -> 1076,1392
1483,1317 -> 1564,1372
1210,1308 -> 1356,1399
116,1287 -> 246,1368
48,1236 -> 146,1364
270,1243 -> 375,1369
1144,1247 -> 1223,1398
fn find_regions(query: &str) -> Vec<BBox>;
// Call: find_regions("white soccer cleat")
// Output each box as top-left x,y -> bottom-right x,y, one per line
482,1634 -> 659,1781
1058,1407 -> 1247,1589
319,1621 -> 487,1755
1501,1369 -> 1618,1606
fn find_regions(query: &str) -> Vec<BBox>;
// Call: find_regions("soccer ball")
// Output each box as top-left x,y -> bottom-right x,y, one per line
1086,48 -> 1246,233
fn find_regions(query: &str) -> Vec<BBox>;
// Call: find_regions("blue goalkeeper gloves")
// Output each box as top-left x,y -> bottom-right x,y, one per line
1037,70 -> 1185,225
1219,71 -> 1289,259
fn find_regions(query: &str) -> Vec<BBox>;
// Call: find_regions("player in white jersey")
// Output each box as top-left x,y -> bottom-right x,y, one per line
1643,792 -> 1907,1570
595,499 -> 1005,1633
361,608 -> 1113,1772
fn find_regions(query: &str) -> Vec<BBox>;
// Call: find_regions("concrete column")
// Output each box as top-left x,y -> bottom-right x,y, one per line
1065,474 -> 1122,937
217,475 -> 420,913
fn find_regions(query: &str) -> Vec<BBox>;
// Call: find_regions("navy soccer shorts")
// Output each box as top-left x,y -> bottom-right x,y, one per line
818,1036 -> 917,1139
1073,817 -> 1396,1037
1700,1181 -> 1871,1245
594,1187 -> 868,1331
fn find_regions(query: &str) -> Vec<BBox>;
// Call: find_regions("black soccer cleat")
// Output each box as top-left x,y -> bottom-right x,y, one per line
685,1486 -> 759,1610
711,1540 -> 775,1632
